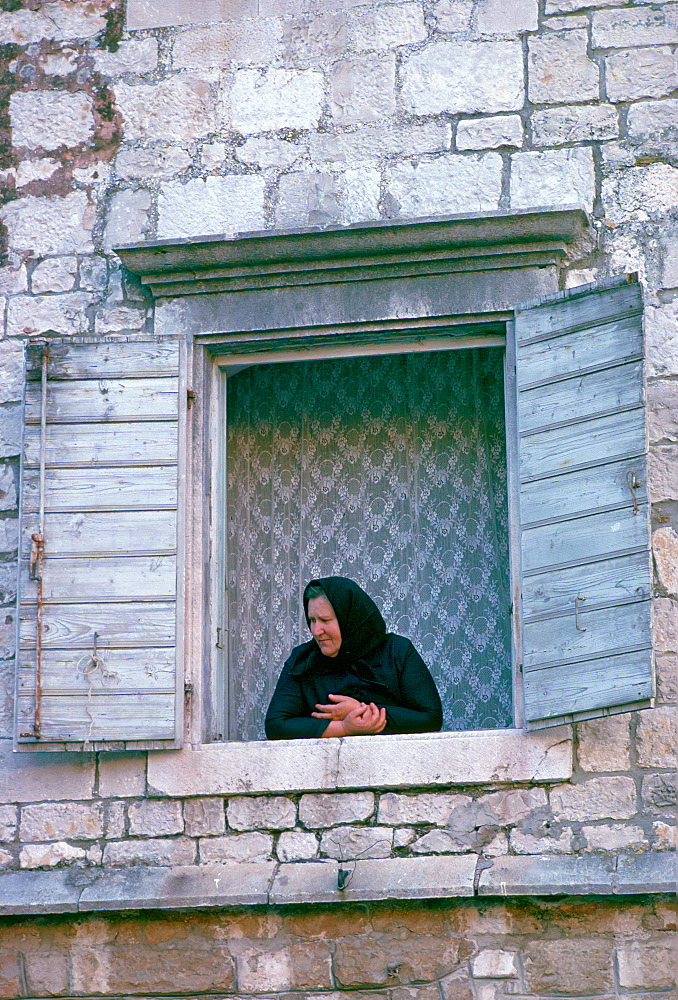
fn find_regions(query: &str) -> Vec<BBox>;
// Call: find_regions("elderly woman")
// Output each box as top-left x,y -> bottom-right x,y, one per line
265,576 -> 443,739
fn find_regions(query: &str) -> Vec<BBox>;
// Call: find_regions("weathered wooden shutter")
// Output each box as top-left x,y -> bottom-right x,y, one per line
514,276 -> 653,728
15,337 -> 185,750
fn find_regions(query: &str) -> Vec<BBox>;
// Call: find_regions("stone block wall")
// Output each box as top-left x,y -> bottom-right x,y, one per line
0,896 -> 675,997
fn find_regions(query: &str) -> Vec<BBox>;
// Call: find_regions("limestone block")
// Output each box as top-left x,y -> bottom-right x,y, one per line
546,0 -> 622,12
127,0 -> 256,30
98,753 -> 146,798
237,942 -> 333,992
7,292 -> 93,338
276,171 -> 341,229
524,939 -> 614,994
656,654 -> 678,704
627,99 -> 678,142
432,0 -> 472,32
79,256 -> 108,292
93,38 -> 159,77
510,147 -> 595,212
636,706 -> 676,768
173,19 -> 282,70
0,805 -> 17,841
157,176 -> 266,239
0,264 -> 27,297
653,527 -> 678,594
531,104 -> 618,146
184,798 -> 226,836
410,829 -> 461,853
103,189 -> 152,249
581,823 -> 646,851
479,788 -> 548,825
22,952 -> 69,995
0,848 -> 12,868
378,792 -> 471,826
509,827 -> 573,853
21,802 -> 103,842
653,821 -> 676,848
649,446 -> 678,503
277,830 -> 318,861
476,0 -> 537,35
387,153 -> 502,218
11,91 -> 94,151
128,799 -> 183,837
648,381 -> 678,443
617,942 -> 676,989
14,159 -> 59,187
199,832 -> 274,862
201,142 -> 227,170
0,3 -> 106,44
603,164 -> 678,224
393,827 -> 416,847
642,772 -> 677,812
0,520 -> 18,554
456,115 -> 523,150
340,167 -> 381,225
299,791 -> 374,828
349,3 -> 426,50
550,776 -> 636,821
658,237 -> 678,291
1,191 -> 93,254
104,801 -> 126,839
237,138 -> 303,168
577,713 -> 632,772
334,932 -> 461,987
95,306 -> 147,335
103,837 -> 196,866
0,403 -> 20,459
30,256 -> 77,294
0,467 -> 17,513
309,122 -> 451,163
283,13 -> 347,62
592,6 -> 678,49
402,41 -> 524,115
528,31 -> 598,104
331,55 -> 396,124
0,340 -> 24,406
645,299 -> 678,377
20,841 -> 87,868
320,825 -> 393,859
606,47 -> 678,102
228,795 -> 296,831
0,562 -> 16,604
472,949 -> 518,978
115,145 -> 192,180
228,68 -> 324,133
115,75 -> 221,142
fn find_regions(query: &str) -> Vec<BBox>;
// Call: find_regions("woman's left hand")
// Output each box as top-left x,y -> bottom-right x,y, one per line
312,694 -> 362,721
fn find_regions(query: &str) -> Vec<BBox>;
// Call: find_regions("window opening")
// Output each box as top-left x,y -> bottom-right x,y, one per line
224,345 -> 512,741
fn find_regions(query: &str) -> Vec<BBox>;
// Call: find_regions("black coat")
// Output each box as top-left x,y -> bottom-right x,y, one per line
265,576 -> 443,740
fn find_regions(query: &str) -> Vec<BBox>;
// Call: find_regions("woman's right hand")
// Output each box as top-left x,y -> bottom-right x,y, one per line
312,693 -> 362,721
341,701 -> 387,735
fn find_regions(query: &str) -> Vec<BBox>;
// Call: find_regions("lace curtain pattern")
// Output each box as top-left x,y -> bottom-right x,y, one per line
226,348 -> 512,740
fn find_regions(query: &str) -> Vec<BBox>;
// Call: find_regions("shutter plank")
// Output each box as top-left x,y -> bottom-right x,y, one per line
24,421 -> 178,467
515,279 -> 653,727
22,466 -> 179,511
522,551 -> 651,619
16,337 -> 184,749
19,601 -> 175,647
25,377 -> 179,422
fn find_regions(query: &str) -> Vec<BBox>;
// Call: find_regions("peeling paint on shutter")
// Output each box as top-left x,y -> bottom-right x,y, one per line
514,277 -> 654,729
15,337 -> 185,750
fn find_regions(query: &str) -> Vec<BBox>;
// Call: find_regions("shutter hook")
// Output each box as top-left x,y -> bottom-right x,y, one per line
626,470 -> 639,514
574,595 -> 587,632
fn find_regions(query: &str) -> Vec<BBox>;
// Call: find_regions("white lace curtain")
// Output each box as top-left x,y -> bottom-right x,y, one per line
226,347 -> 512,740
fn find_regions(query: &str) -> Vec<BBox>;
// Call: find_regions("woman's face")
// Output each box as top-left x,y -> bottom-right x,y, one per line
307,595 -> 342,658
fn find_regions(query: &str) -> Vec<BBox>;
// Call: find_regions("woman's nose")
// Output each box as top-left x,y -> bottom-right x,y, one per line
311,621 -> 323,635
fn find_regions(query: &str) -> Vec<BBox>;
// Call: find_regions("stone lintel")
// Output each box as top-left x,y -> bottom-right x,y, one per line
147,728 -> 573,797
115,207 -> 590,298
0,851 -> 672,916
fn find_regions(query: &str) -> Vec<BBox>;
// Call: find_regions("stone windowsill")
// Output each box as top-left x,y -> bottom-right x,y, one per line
147,728 -> 573,797
0,852 -> 674,917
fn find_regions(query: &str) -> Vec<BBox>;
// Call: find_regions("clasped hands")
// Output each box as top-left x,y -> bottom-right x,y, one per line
313,693 -> 387,737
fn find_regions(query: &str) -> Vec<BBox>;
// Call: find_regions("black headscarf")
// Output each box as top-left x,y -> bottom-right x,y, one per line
303,576 -> 387,662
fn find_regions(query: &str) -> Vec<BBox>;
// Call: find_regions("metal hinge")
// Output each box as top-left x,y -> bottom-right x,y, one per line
187,389 -> 196,408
